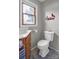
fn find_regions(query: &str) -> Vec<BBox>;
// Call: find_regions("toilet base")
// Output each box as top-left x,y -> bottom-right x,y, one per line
39,48 -> 49,57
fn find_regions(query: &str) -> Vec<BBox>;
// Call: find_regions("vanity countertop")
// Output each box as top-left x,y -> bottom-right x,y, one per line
19,30 -> 31,39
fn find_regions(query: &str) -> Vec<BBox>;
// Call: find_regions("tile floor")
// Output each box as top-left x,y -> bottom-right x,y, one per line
30,47 -> 59,59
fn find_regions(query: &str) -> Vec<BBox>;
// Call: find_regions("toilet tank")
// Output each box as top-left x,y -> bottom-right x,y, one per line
44,31 -> 54,41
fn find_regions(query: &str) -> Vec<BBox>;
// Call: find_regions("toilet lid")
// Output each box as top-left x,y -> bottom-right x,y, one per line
38,40 -> 49,46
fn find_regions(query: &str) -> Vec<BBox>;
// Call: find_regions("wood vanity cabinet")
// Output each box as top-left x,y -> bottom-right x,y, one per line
22,33 -> 31,59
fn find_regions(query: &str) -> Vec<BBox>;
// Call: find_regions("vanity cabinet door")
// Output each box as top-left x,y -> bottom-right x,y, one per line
22,33 -> 31,59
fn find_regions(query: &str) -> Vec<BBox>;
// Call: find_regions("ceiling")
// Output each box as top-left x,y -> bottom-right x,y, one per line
38,0 -> 47,2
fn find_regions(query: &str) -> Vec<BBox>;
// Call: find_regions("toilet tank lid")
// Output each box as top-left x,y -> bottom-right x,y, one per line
38,40 -> 49,46
44,31 -> 54,34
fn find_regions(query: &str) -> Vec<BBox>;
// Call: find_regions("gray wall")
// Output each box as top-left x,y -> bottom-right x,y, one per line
42,0 -> 59,50
19,0 -> 59,50
19,0 -> 44,48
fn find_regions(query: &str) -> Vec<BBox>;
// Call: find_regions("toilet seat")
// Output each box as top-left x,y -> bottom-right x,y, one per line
37,40 -> 49,46
37,40 -> 50,57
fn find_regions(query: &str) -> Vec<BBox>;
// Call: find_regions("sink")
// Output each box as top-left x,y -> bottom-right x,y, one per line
19,30 -> 27,35
19,30 -> 31,39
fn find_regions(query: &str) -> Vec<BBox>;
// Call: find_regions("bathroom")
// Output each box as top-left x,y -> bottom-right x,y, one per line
19,0 -> 59,59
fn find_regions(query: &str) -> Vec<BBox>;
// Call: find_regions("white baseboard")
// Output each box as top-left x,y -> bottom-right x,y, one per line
31,46 -> 59,53
31,46 -> 37,51
49,47 -> 59,52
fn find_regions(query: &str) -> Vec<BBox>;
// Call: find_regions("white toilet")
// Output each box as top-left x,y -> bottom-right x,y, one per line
37,31 -> 54,57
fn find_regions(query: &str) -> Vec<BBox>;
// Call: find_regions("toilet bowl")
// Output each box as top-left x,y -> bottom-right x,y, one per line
37,40 -> 50,57
37,31 -> 54,57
